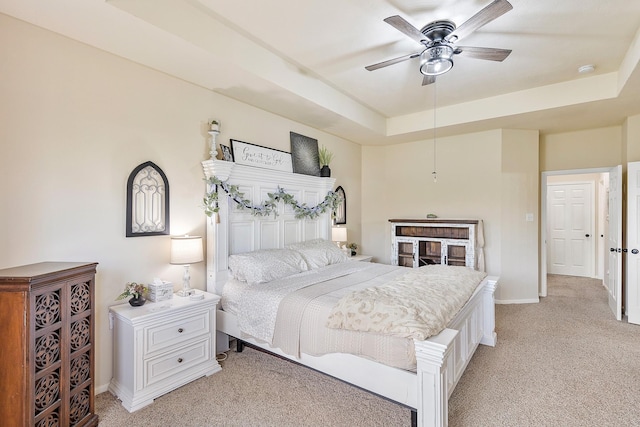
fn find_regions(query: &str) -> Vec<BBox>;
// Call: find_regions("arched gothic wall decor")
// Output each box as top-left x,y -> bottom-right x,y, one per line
126,161 -> 170,237
334,186 -> 346,225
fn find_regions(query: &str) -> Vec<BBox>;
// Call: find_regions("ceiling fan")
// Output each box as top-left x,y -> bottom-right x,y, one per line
365,0 -> 513,86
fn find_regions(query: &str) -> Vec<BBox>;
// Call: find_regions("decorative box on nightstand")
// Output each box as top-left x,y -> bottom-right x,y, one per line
108,291 -> 221,412
349,254 -> 373,262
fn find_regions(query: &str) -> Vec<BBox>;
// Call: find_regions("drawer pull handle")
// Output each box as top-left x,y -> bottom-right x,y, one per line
178,328 -> 184,333
177,358 -> 183,363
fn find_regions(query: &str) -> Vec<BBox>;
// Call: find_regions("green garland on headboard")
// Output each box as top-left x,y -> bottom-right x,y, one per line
203,176 -> 342,219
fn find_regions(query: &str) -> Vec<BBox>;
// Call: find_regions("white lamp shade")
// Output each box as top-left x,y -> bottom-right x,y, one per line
170,236 -> 203,265
331,227 -> 348,242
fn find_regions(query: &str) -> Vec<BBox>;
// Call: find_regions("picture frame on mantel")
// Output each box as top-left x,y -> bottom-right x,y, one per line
290,132 -> 321,176
230,139 -> 293,172
220,144 -> 233,162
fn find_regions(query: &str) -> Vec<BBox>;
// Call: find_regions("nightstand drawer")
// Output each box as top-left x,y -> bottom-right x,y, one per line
145,338 -> 211,387
144,310 -> 210,355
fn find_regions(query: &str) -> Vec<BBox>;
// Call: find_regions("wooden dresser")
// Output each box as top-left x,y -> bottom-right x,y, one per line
0,262 -> 99,427
389,219 -> 480,269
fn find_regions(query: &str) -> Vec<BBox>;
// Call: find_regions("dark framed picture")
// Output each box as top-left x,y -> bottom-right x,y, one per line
290,132 -> 320,176
126,161 -> 170,237
334,186 -> 346,224
221,144 -> 233,162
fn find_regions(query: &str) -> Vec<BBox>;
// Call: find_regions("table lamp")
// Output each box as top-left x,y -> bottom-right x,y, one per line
331,226 -> 347,248
170,235 -> 203,297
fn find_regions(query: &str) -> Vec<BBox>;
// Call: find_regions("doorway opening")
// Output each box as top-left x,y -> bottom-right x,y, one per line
541,167 -> 614,298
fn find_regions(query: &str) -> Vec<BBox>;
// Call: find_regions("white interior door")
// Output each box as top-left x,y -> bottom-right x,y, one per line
626,162 -> 640,324
547,182 -> 594,277
606,165 -> 622,320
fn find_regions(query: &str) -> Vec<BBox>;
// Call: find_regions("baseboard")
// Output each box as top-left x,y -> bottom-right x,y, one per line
495,298 -> 539,304
95,383 -> 110,395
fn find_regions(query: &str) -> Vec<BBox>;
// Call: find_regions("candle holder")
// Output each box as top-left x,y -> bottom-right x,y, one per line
208,120 -> 220,160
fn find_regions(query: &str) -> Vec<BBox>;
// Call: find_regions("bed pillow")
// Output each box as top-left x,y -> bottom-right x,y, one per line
287,238 -> 348,269
228,248 -> 308,285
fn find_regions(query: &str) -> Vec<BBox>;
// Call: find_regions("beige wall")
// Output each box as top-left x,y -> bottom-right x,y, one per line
362,129 -> 539,302
540,126 -> 622,171
625,114 -> 640,162
0,14 -> 361,391
500,129 -> 540,302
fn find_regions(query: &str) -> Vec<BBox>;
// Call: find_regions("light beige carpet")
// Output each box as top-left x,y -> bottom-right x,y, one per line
96,275 -> 640,426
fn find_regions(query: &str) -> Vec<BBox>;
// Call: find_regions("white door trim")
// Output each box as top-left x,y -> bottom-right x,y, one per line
626,162 -> 640,324
607,165 -> 622,320
541,167 -> 612,297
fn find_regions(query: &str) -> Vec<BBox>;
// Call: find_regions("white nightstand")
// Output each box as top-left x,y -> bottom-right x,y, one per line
108,291 -> 221,412
349,254 -> 373,262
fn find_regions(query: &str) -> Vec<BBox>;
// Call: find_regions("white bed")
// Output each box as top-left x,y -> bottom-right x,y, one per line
202,159 -> 498,427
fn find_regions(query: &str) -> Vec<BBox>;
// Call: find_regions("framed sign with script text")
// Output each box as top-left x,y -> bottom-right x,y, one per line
230,139 -> 293,173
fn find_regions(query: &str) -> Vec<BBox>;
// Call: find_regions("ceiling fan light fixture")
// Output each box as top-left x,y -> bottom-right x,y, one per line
420,45 -> 454,76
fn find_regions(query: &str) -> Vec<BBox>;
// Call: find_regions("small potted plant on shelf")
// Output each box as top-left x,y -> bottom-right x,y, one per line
117,282 -> 148,307
347,243 -> 358,257
209,119 -> 220,132
318,146 -> 333,177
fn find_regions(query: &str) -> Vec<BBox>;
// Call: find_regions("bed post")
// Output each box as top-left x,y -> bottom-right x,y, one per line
413,328 -> 457,427
202,159 -> 234,295
480,277 -> 498,346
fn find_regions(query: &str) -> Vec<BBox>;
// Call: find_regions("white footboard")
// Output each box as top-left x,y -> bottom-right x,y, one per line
414,276 -> 498,427
217,276 -> 498,427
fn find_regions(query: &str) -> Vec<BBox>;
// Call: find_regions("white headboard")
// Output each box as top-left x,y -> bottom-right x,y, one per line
202,159 -> 336,294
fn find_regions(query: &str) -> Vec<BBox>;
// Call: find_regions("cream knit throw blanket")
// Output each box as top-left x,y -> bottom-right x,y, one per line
326,265 -> 487,340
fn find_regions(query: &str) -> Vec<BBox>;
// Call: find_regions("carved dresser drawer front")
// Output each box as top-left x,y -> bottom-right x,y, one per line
144,310 -> 210,355
145,339 -> 211,387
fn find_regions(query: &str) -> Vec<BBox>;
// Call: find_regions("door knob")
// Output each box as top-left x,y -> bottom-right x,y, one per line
633,249 -> 639,255
585,234 -> 590,237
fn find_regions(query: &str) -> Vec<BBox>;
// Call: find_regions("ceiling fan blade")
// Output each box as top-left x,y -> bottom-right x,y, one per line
422,75 -> 436,86
456,46 -> 512,61
384,15 -> 427,44
365,52 -> 421,71
447,0 -> 513,42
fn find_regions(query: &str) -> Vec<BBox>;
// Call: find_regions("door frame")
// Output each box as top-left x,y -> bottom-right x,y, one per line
541,167 -> 612,297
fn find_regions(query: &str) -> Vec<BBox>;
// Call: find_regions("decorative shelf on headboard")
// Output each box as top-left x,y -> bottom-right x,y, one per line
202,159 -> 235,181
201,159 -> 336,294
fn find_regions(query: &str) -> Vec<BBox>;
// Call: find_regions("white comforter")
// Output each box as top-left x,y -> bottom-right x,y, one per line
224,262 -> 486,347
222,263 -> 489,369
231,261 -> 383,344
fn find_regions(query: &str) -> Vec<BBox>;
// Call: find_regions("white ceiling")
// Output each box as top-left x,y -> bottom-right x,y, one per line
3,0 -> 640,145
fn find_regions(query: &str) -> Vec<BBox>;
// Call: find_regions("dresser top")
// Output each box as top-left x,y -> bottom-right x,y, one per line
0,262 -> 97,286
388,219 -> 479,224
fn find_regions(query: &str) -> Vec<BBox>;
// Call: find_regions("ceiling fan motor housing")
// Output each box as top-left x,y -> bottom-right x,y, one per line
419,20 -> 456,76
420,20 -> 456,42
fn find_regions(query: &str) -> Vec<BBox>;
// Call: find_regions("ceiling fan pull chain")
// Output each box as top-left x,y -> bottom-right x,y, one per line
432,80 -> 438,183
